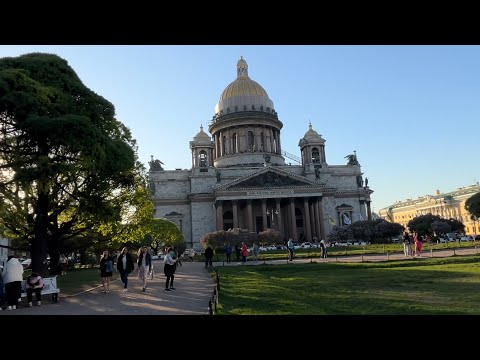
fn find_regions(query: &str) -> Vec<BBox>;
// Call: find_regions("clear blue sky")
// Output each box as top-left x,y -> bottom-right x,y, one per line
1,45 -> 479,212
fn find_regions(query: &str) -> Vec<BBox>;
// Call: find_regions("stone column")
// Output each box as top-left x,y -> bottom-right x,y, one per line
255,127 -> 262,152
216,200 -> 223,231
277,130 -> 282,154
247,200 -> 253,232
283,204 -> 289,238
232,200 -> 239,228
303,198 -> 312,242
262,199 -> 267,231
276,198 -> 282,236
315,198 -> 324,239
310,200 -> 318,239
366,201 -> 372,221
289,198 -> 297,241
270,128 -> 275,153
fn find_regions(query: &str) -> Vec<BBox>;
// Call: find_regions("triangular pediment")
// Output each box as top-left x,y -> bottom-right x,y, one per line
217,167 -> 323,191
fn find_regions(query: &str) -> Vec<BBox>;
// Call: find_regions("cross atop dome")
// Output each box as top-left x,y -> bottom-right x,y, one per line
237,56 -> 249,78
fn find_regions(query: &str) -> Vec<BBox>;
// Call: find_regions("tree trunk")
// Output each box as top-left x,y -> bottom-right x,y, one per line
32,191 -> 49,276
48,236 -> 61,276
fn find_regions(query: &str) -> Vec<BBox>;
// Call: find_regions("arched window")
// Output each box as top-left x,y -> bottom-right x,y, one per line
312,147 -> 320,163
234,106 -> 238,112
199,150 -> 207,167
223,136 -> 227,155
248,131 -> 255,152
260,132 -> 264,152
232,133 -> 237,153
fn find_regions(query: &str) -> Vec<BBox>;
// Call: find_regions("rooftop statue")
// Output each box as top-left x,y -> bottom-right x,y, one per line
149,155 -> 164,171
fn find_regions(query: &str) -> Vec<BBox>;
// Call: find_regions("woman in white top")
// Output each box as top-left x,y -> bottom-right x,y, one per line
2,256 -> 23,310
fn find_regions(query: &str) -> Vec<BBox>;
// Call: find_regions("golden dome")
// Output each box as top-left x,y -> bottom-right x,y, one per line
219,78 -> 269,101
215,57 -> 274,115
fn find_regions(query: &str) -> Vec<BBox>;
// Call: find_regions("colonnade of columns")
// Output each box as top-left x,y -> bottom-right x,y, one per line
215,197 -> 325,241
212,126 -> 282,159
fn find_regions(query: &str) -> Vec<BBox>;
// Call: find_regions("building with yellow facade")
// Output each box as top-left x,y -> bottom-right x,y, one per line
378,184 -> 480,235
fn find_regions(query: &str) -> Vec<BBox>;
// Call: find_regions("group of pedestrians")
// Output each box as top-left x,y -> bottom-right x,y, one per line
101,246 -> 179,294
402,231 -> 424,258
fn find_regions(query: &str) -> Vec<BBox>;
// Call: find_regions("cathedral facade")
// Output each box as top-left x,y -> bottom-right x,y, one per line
149,58 -> 373,250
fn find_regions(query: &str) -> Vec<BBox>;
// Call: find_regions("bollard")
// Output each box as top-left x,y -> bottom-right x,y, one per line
336,256 -> 338,262
453,248 -> 456,256
361,255 -> 364,262
430,248 -> 433,258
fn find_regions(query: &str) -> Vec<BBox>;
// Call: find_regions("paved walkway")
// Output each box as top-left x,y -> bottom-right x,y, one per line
2,246 -> 478,315
1,261 -> 214,315
212,246 -> 480,267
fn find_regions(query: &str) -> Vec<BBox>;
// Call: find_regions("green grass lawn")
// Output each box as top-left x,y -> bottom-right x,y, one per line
215,256 -> 480,315
56,268 -> 119,295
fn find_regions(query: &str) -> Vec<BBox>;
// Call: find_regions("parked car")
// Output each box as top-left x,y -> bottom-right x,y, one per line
300,242 -> 312,249
21,258 -> 32,269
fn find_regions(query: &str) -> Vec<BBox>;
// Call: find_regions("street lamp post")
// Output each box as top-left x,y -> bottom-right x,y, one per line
266,208 -> 279,230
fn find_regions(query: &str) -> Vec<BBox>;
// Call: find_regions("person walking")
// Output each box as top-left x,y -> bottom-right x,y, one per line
137,247 -> 152,292
320,239 -> 328,259
252,242 -> 259,264
403,232 -> 412,257
117,247 -> 134,292
205,245 -> 214,268
2,256 -> 23,310
415,234 -> 423,258
187,248 -> 195,262
224,243 -> 232,263
0,265 -> 5,310
100,250 -> 114,293
287,238 -> 295,261
26,271 -> 44,307
241,242 -> 249,264
235,244 -> 241,262
164,247 -> 176,291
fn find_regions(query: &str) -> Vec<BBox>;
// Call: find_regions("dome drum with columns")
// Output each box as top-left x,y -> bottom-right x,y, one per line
209,57 -> 285,168
150,57 -> 373,251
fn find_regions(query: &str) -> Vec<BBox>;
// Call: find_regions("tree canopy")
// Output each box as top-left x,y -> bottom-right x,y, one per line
0,53 -> 137,274
465,192 -> 480,220
407,214 -> 464,236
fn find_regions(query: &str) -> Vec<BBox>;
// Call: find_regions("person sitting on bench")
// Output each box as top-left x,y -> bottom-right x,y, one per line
26,272 -> 44,306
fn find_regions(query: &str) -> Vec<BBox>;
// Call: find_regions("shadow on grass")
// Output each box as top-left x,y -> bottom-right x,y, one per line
216,257 -> 480,315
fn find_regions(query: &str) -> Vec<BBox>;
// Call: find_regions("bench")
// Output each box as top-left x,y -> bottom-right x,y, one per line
20,276 -> 60,303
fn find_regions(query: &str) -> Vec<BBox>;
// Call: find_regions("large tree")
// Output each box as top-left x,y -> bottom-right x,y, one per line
465,192 -> 480,220
408,214 -> 464,236
0,53 -> 136,274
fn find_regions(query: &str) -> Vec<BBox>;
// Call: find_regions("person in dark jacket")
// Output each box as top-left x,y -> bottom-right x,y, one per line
205,246 -> 214,268
117,247 -> 134,292
137,247 -> 152,292
235,244 -> 241,262
100,250 -> 114,293
163,247 -> 176,291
